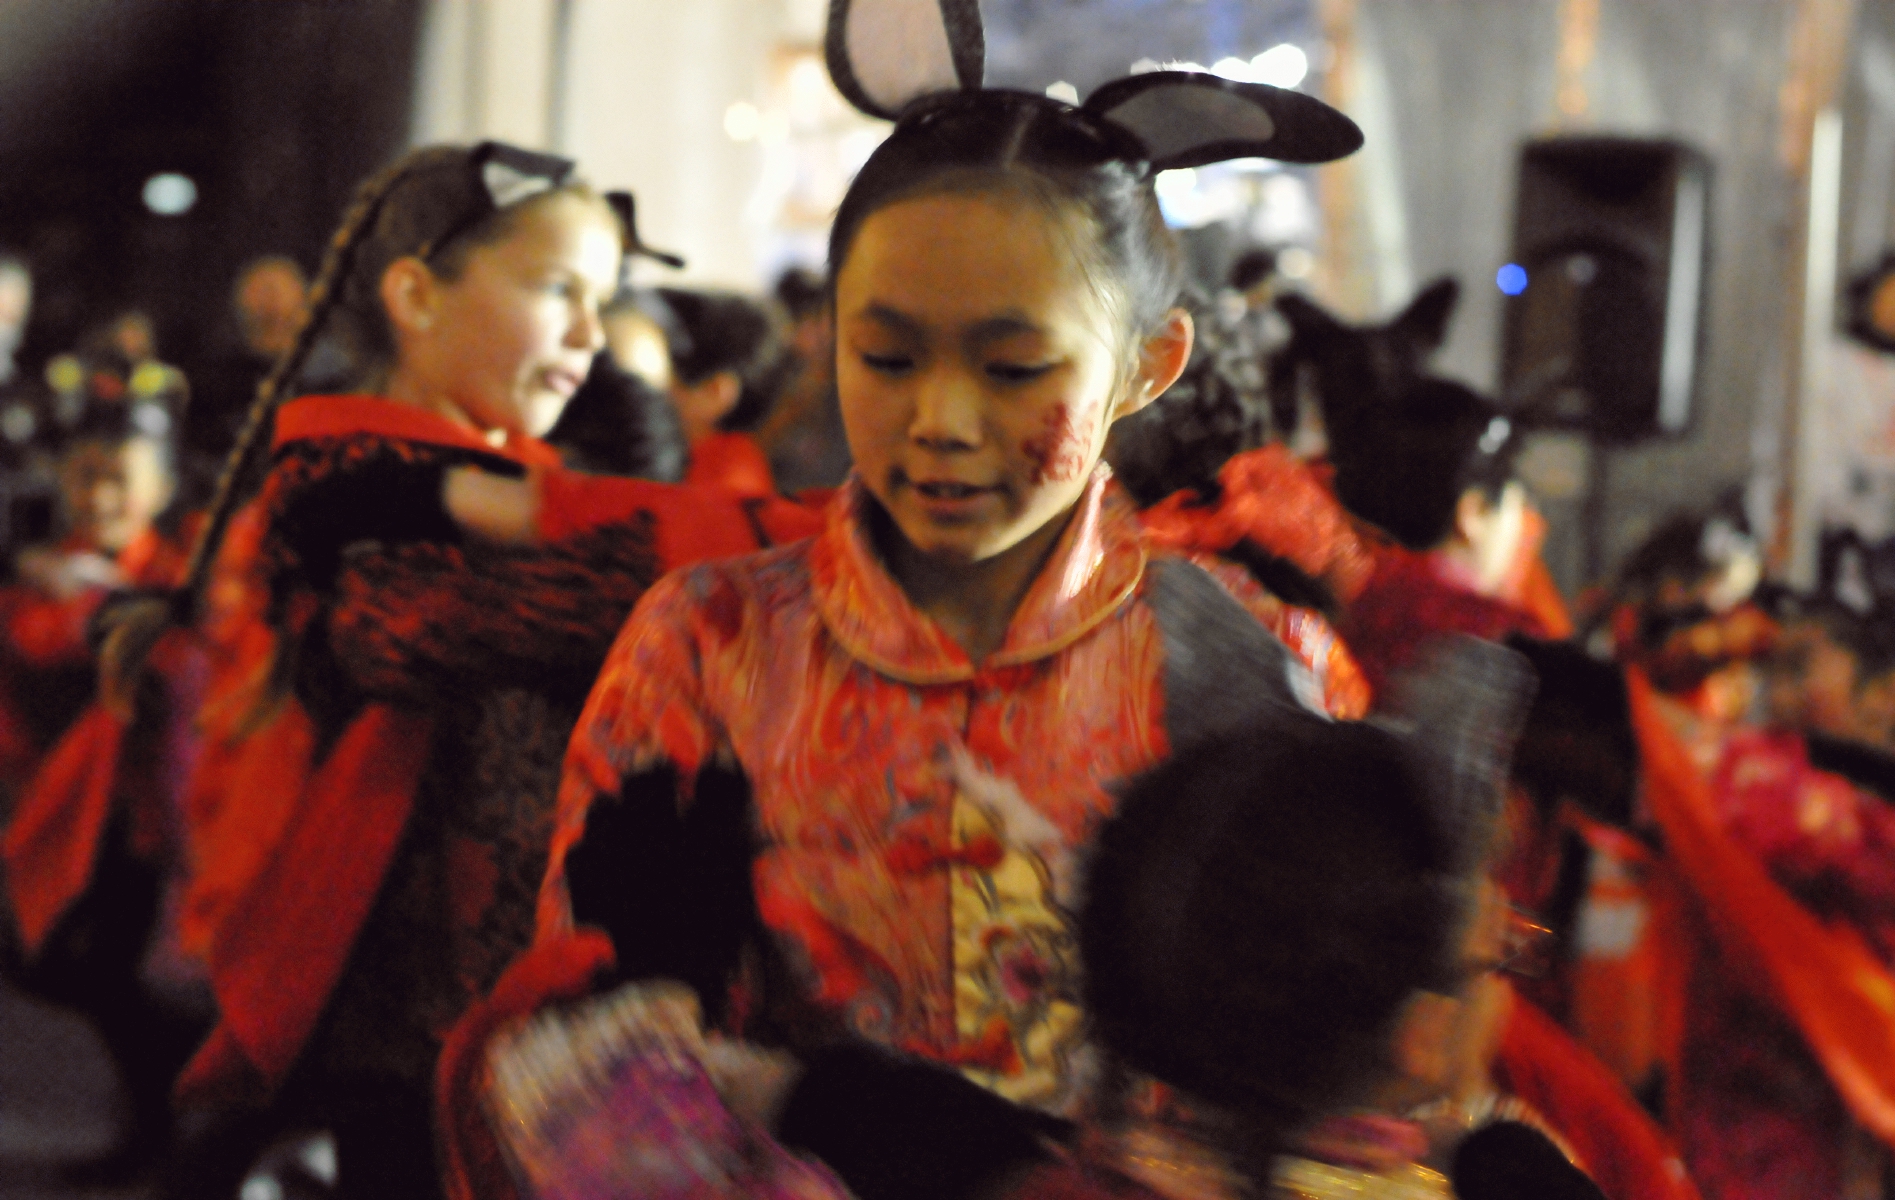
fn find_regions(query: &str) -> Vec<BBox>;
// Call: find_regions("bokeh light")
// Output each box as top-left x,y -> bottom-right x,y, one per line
142,172 -> 196,216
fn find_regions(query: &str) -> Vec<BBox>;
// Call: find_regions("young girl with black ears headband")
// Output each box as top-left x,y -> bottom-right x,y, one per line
93,142 -> 820,1198
437,3 -> 1377,1195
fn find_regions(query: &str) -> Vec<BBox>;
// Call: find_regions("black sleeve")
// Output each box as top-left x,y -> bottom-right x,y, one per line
563,761 -> 760,1025
271,456 -> 465,588
775,1041 -> 1061,1200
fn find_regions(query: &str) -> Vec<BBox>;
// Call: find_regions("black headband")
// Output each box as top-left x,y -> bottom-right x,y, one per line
604,191 -> 686,270
414,141 -> 578,263
826,0 -> 1362,170
410,142 -> 686,277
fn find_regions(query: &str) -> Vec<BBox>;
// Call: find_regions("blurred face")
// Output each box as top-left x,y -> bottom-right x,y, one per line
1768,623 -> 1854,734
61,438 -> 171,553
396,192 -> 619,438
1383,879 -> 1516,1112
671,372 -> 741,444
837,191 -> 1169,565
0,267 -> 28,336
111,313 -> 155,363
237,262 -> 308,358
1455,481 -> 1529,596
602,308 -> 673,390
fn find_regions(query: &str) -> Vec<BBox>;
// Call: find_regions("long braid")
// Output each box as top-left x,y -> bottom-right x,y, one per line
98,154 -> 429,713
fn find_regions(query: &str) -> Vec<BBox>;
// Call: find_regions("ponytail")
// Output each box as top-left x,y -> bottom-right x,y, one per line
97,153 -> 436,714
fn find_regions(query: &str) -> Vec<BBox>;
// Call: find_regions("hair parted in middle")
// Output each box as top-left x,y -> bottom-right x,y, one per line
822,0 -> 1363,348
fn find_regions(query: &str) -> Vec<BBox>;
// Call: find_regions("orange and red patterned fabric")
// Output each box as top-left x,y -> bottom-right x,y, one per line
1138,445 -> 1377,603
535,470 -> 1356,1117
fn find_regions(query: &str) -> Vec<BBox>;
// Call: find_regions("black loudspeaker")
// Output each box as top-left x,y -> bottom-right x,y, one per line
1499,137 -> 1711,444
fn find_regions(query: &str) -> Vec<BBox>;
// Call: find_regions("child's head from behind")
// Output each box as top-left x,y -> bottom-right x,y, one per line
1082,717 -> 1495,1149
828,95 -> 1195,565
1331,377 -> 1524,573
657,289 -> 782,442
320,146 -> 622,439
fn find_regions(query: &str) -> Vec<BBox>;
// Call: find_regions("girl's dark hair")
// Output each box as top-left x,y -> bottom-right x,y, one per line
544,351 -> 688,481
657,288 -> 784,432
1504,635 -> 1637,827
1330,378 -> 1519,551
828,92 -> 1186,348
99,144 -> 609,709
1106,286 -> 1271,505
1081,718 -> 1478,1157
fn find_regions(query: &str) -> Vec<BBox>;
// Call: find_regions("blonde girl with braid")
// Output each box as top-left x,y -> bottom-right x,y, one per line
90,143 -> 817,1199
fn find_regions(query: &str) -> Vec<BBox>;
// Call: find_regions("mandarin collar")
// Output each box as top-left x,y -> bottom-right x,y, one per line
809,467 -> 1146,684
272,393 -> 562,468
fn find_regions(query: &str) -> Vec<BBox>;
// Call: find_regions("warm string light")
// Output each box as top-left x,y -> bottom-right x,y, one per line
1131,42 -> 1310,90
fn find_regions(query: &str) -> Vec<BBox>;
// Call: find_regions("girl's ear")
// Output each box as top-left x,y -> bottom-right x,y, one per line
825,0 -> 985,120
1119,307 -> 1194,419
380,257 -> 441,339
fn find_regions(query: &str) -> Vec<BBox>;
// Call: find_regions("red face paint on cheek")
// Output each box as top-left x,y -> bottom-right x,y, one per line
1021,402 -> 1095,486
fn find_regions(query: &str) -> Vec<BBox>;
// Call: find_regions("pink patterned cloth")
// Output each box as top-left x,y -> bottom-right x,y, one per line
485,986 -> 850,1200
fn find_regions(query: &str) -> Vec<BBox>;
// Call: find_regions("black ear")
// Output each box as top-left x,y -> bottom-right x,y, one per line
1084,72 -> 1362,170
604,191 -> 686,271
1387,277 -> 1461,355
1274,292 -> 1347,340
825,0 -> 985,121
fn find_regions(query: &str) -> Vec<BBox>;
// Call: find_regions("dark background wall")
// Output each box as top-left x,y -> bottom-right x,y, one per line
0,0 -> 423,379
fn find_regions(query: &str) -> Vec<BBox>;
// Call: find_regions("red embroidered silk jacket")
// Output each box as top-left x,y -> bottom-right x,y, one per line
537,469 -> 1354,1113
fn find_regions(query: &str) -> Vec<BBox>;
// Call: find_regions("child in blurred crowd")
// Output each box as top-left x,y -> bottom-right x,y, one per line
97,141 -> 820,1199
659,288 -> 783,497
1605,514 -> 1895,1199
1,395 -> 201,1180
544,290 -> 688,482
0,386 -> 176,803
1328,378 -> 1559,696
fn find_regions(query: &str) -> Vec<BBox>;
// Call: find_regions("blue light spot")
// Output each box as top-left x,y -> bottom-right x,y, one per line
1496,263 -> 1529,295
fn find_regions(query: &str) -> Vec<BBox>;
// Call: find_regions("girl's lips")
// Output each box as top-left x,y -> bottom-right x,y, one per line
912,480 -> 1000,500
542,367 -> 586,397
902,477 -> 1004,524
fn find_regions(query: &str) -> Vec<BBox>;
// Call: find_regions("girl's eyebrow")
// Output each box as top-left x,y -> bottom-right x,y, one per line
965,314 -> 1042,347
858,303 -> 924,336
857,305 -> 1042,342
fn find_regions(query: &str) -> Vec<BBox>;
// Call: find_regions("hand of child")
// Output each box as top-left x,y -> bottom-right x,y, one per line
443,466 -> 542,545
699,1037 -> 805,1132
16,547 -> 124,598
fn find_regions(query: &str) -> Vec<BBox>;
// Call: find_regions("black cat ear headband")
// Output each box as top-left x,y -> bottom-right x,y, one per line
415,142 -> 686,272
824,0 -> 1363,168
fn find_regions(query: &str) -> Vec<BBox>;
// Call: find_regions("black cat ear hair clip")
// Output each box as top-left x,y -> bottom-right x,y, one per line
824,0 -> 1363,169
604,191 -> 687,270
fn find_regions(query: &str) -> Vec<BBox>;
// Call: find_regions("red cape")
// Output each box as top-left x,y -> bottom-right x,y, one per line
177,395 -> 821,1102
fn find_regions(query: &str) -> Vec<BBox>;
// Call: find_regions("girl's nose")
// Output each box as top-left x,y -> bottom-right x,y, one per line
568,303 -> 605,354
908,367 -> 983,449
